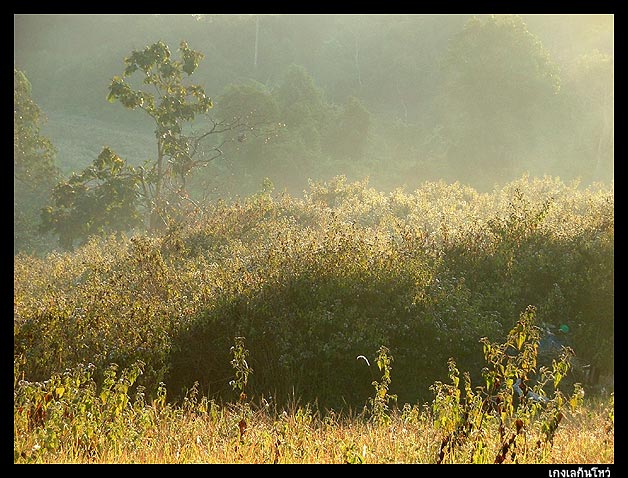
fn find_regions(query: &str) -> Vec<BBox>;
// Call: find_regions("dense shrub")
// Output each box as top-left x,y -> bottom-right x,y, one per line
14,175 -> 613,410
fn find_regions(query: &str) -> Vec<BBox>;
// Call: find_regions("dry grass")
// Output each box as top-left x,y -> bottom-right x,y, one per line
15,395 -> 613,464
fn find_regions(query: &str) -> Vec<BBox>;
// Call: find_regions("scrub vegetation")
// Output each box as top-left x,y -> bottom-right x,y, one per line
14,175 -> 613,463
14,14 -> 613,464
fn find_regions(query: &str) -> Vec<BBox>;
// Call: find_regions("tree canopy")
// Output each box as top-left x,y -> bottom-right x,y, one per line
106,41 -> 216,231
439,15 -> 563,187
14,68 -> 58,187
40,147 -> 142,251
13,14 -> 614,253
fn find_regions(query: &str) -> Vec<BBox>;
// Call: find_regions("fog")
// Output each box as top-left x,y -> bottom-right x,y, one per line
14,14 -> 613,251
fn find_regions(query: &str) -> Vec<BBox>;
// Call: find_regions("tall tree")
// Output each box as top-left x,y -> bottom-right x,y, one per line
14,69 -> 59,254
268,64 -> 334,191
200,81 -> 283,196
565,51 -> 613,182
107,41 -> 244,231
14,69 -> 58,188
325,96 -> 371,162
439,15 -> 561,188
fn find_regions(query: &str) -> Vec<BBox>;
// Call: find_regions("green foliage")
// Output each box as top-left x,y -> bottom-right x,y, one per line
14,359 -> 150,461
431,306 -> 581,463
217,82 -> 280,131
107,41 -> 215,231
40,147 -> 142,250
264,65 -> 336,192
14,68 -> 59,187
195,65 -> 375,198
195,82 -> 285,197
325,96 -> 371,162
13,313 -> 612,464
440,15 -> 563,188
14,176 -> 613,411
367,346 -> 397,425
274,64 -> 326,118
230,337 -> 253,395
14,69 -> 60,254
559,50 -> 614,183
342,441 -> 367,464
15,15 -> 613,195
15,183 -> 57,256
229,336 -> 253,443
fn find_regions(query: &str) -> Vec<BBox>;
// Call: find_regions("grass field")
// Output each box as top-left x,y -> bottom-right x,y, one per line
14,331 -> 614,464
13,389 -> 613,464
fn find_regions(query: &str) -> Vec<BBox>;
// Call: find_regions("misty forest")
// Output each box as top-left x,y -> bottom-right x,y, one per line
14,14 -> 613,464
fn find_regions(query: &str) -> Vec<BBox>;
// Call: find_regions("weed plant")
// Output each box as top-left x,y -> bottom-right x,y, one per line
14,310 -> 613,463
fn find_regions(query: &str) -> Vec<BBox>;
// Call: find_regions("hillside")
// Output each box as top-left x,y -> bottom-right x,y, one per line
41,110 -> 154,174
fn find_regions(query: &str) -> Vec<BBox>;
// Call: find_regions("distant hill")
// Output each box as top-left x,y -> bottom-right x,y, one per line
41,110 -> 155,174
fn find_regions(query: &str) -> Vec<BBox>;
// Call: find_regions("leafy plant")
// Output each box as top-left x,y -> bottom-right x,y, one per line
431,305 -> 583,464
107,40 -> 251,232
366,346 -> 397,425
229,336 -> 253,443
14,359 -> 150,462
40,147 -> 142,250
15,176 -> 613,411
14,69 -> 59,188
14,69 -> 60,254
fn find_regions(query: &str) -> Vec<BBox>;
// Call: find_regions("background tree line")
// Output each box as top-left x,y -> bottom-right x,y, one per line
14,14 -> 613,254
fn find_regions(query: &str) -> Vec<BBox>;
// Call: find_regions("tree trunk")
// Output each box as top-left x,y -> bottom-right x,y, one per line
593,92 -> 612,182
353,31 -> 362,87
254,16 -> 259,69
150,138 -> 164,232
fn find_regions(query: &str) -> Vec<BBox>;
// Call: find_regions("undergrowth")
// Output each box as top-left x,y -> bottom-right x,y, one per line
14,176 -> 613,409
14,310 -> 614,463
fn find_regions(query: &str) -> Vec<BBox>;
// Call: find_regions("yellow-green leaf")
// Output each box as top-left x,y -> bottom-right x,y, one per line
516,332 -> 525,350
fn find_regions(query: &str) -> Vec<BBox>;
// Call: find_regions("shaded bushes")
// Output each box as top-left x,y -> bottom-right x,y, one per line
14,175 -> 614,410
